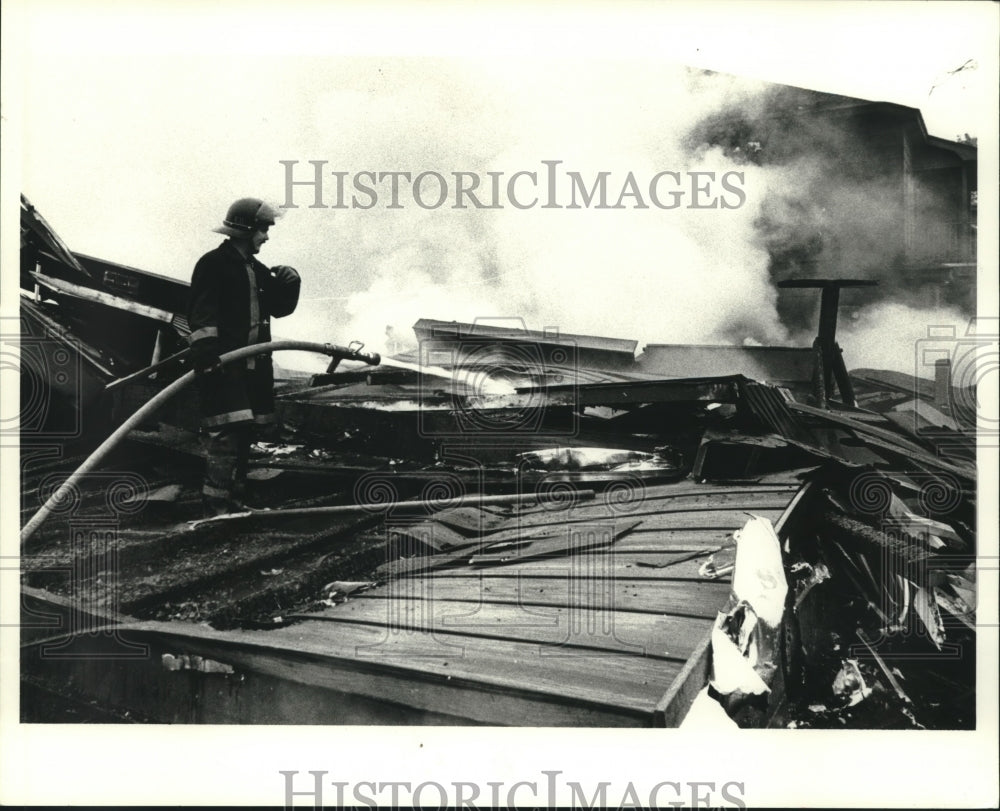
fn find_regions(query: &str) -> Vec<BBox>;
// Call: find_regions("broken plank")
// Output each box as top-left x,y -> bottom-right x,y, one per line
426,506 -> 512,535
452,525 -> 732,553
471,521 -> 642,567
418,522 -> 572,550
31,271 -> 175,322
379,520 -> 641,578
387,521 -> 472,554
510,491 -> 795,523
510,484 -> 800,518
476,508 -> 783,539
787,401 -> 975,480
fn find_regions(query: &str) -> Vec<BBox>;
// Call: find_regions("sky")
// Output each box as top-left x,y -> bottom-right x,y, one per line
3,1 -> 998,376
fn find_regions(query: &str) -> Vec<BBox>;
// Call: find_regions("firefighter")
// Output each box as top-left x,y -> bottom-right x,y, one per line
188,197 -> 301,514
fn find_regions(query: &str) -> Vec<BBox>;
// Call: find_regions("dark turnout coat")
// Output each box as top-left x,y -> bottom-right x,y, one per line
188,241 -> 300,427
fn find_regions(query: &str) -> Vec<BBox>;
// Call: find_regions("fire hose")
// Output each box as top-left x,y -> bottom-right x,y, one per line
187,489 -> 597,530
21,340 -> 380,543
103,347 -> 192,392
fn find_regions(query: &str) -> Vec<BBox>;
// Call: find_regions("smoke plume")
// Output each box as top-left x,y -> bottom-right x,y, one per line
251,61 -> 975,377
279,61 -> 796,364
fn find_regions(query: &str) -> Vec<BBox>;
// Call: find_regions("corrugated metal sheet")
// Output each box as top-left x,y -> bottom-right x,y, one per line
740,380 -> 816,444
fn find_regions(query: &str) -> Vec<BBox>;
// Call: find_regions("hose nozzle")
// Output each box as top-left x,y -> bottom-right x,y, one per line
322,341 -> 380,373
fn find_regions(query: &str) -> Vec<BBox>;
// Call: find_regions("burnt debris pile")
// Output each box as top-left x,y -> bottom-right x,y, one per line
17,196 -> 979,727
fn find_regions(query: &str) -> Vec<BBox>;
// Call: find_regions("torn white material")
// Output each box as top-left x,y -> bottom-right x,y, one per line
912,584 -> 946,649
934,587 -> 975,630
322,580 -> 378,604
731,514 -> 788,626
131,483 -> 182,503
161,653 -> 235,674
709,613 -> 770,695
517,447 -> 665,471
791,561 -> 831,610
888,494 -> 962,547
889,574 -> 911,626
680,686 -> 739,729
247,467 -> 284,481
945,573 -> 976,610
729,601 -> 759,662
832,659 -> 871,707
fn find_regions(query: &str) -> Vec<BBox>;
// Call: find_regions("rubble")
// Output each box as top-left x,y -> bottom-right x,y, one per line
831,659 -> 871,707
17,198 -> 979,728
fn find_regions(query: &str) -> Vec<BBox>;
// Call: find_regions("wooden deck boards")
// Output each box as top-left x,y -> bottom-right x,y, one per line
289,599 -> 708,660
353,576 -> 732,618
264,476 -> 800,725
22,472 -> 803,726
430,554 -> 729,581
130,617 -> 680,724
480,500 -> 791,533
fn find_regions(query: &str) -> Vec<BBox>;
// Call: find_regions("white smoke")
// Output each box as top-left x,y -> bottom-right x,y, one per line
838,302 -> 970,376
20,52 -> 977,377
278,62 -> 800,361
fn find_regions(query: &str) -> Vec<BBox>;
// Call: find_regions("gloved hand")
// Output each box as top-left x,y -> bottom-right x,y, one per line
270,265 -> 300,285
196,356 -> 222,376
190,342 -> 222,376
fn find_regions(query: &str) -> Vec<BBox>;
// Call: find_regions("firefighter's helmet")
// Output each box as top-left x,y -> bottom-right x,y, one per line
213,198 -> 280,237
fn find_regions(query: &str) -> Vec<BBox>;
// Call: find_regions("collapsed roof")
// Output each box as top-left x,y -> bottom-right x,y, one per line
16,196 -> 979,729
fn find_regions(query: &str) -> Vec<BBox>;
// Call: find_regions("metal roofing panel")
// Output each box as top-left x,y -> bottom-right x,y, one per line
413,318 -> 638,356
639,344 -> 815,382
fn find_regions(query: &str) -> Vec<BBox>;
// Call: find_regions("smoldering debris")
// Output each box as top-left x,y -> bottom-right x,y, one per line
17,85 -> 980,731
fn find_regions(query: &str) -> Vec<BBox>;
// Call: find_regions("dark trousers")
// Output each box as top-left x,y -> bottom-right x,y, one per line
201,422 -> 252,510
196,358 -> 277,511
